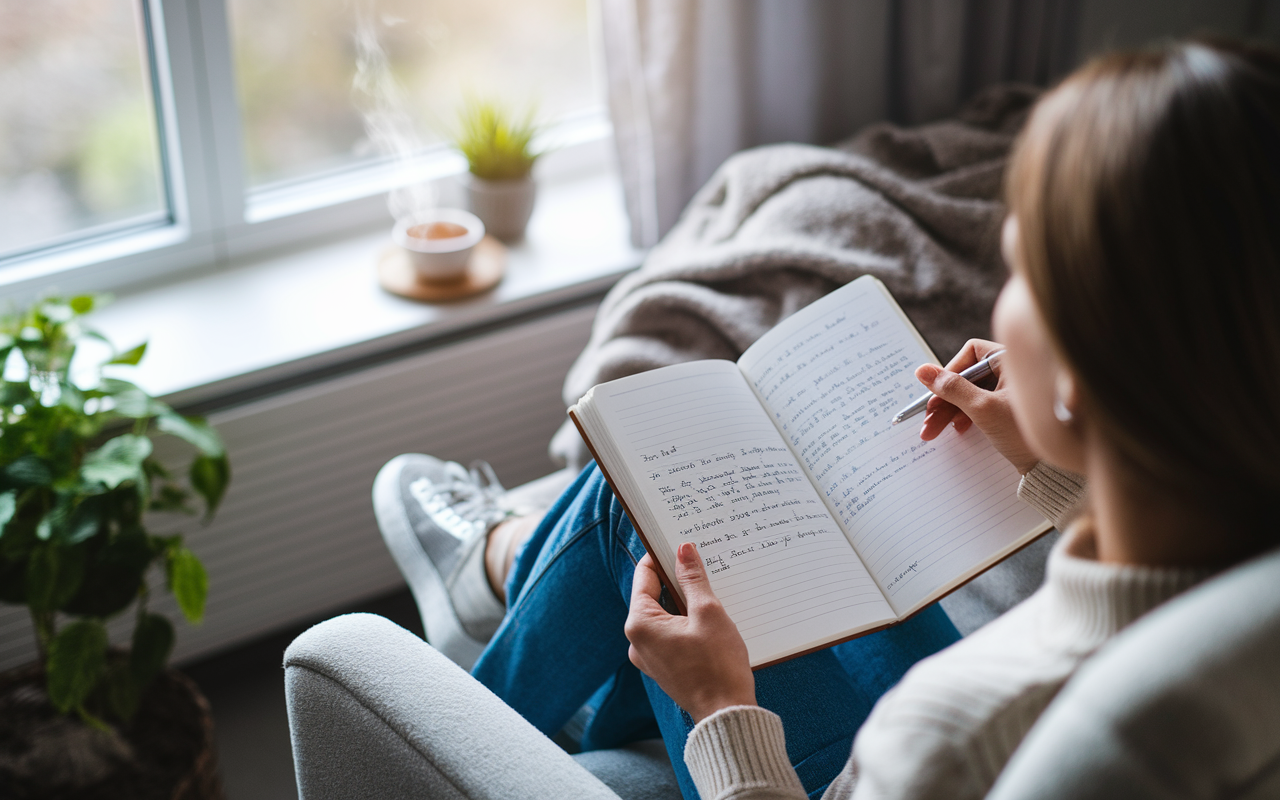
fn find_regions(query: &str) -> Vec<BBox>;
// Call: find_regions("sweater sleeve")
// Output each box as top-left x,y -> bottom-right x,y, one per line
684,706 -> 808,800
1017,461 -> 1086,528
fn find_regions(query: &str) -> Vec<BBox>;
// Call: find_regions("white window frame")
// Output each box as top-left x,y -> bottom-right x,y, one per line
0,0 -> 611,300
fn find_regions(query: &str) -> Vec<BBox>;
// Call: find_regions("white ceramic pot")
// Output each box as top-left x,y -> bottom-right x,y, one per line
464,175 -> 536,243
392,208 -> 485,282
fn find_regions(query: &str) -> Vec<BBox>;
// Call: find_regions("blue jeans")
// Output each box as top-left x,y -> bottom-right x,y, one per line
472,465 -> 960,799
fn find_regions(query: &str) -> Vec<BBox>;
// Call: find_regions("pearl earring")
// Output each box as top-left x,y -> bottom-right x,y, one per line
1054,376 -> 1074,424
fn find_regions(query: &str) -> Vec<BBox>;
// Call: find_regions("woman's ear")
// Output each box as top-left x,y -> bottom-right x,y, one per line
1001,216 -> 1020,271
1053,370 -> 1078,425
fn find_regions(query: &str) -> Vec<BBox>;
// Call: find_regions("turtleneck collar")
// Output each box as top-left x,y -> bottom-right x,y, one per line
1038,518 -> 1214,654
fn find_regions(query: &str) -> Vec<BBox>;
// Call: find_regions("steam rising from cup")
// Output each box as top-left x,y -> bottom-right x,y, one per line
352,4 -> 435,222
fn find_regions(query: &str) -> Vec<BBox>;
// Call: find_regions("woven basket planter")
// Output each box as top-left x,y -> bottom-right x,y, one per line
0,662 -> 223,800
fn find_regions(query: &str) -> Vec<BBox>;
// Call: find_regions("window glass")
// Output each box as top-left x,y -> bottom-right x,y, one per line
0,0 -> 166,259
228,0 -> 597,191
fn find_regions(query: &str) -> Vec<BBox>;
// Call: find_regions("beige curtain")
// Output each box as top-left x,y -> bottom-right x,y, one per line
599,0 -> 1272,248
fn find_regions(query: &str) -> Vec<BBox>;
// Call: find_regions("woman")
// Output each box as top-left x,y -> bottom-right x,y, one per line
376,38 -> 1280,799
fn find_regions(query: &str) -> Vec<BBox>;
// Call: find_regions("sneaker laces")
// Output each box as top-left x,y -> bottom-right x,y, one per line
435,460 -> 511,535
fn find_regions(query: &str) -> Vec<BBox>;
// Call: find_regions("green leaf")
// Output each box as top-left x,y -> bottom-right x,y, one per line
451,97 -> 542,180
75,705 -> 112,732
61,526 -> 153,617
150,484 -> 194,515
130,613 -> 174,688
156,412 -> 224,457
134,464 -> 150,517
35,506 -> 62,541
167,546 -> 208,624
190,454 -> 229,520
58,381 -> 84,413
34,493 -> 75,543
25,542 -> 86,612
81,434 -> 153,489
98,378 -> 156,418
63,495 -> 107,544
40,302 -> 74,324
104,658 -> 141,721
5,455 -> 53,487
79,328 -> 111,346
0,490 -> 16,538
108,342 -> 147,366
69,295 -> 95,315
46,620 -> 109,713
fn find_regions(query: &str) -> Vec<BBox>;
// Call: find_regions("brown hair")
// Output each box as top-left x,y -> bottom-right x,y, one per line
1007,39 -> 1280,533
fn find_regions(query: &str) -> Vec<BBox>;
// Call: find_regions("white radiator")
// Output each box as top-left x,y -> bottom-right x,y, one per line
0,304 -> 596,672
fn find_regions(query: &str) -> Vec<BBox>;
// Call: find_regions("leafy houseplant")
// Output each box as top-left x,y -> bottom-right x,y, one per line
0,295 -> 229,730
452,98 -> 543,242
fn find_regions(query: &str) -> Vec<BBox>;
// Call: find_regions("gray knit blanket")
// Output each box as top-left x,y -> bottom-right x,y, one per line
552,85 -> 1039,470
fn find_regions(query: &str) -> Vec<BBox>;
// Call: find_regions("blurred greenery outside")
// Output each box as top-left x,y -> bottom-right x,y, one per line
229,0 -> 596,188
0,0 -> 165,256
2,0 -> 597,257
78,99 -> 164,218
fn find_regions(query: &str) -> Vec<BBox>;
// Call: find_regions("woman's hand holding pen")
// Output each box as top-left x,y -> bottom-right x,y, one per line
626,544 -> 757,723
915,338 -> 1039,475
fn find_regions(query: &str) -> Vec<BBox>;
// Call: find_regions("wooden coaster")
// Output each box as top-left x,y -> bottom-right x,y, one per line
378,236 -> 506,302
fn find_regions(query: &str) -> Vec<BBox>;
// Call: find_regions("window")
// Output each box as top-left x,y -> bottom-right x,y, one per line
0,1 -> 167,258
0,0 -> 605,296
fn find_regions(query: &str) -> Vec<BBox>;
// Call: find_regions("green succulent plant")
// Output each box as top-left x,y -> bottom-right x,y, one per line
0,295 -> 229,728
451,98 -> 542,181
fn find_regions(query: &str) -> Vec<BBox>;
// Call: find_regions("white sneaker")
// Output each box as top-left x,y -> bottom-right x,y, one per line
373,454 -> 512,669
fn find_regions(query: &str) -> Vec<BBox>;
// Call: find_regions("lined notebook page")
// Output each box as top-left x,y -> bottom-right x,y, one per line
739,277 -> 1048,616
586,360 -> 896,666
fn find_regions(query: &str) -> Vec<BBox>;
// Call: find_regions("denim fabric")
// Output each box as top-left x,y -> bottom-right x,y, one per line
472,464 -> 960,800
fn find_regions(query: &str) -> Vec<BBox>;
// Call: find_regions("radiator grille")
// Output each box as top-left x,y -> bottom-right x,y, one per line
0,305 -> 595,672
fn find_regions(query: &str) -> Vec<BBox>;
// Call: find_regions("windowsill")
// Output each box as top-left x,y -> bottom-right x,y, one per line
88,170 -> 643,410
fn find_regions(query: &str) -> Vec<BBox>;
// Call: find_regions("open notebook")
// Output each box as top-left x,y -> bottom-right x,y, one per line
570,276 -> 1051,668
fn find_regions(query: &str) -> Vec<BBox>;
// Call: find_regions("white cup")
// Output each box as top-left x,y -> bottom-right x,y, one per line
393,209 -> 486,282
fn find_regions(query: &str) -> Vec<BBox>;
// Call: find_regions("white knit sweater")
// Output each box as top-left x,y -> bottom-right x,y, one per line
683,462 -> 1210,800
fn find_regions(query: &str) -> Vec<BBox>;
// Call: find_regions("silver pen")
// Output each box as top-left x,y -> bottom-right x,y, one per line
890,350 -> 1005,426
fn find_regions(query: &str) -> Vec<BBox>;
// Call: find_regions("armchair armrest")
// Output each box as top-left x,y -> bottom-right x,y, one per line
284,613 -> 621,800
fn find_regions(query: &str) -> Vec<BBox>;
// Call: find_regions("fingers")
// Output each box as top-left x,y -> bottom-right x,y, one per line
625,544 -> 758,720
626,555 -> 670,668
920,393 -> 960,440
944,339 -> 1004,373
915,340 -> 1005,439
921,410 -> 974,440
916,364 -> 964,440
630,553 -> 667,615
673,543 -> 715,608
917,363 -> 991,419
629,545 -> 725,635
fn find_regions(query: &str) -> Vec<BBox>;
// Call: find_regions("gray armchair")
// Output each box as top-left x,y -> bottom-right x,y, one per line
987,544 -> 1280,799
284,612 -> 677,800
284,546 -> 1280,800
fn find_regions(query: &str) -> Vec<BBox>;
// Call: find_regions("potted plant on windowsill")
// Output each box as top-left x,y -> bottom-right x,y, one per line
452,98 -> 543,242
0,296 -> 230,799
